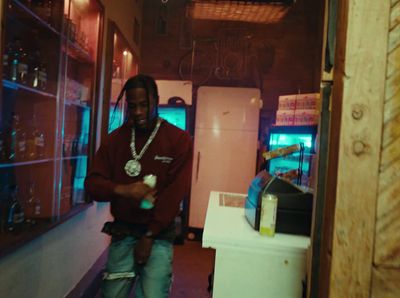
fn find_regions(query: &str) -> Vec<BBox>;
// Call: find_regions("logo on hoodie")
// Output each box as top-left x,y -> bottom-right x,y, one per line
154,155 -> 173,163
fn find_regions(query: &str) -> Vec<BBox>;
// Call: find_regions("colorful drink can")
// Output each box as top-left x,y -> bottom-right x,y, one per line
259,193 -> 278,237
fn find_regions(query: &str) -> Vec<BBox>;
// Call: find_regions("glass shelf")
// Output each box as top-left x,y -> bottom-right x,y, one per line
62,155 -> 87,160
64,39 -> 94,64
11,0 -> 61,36
65,99 -> 91,109
0,158 -> 53,168
2,79 -> 57,98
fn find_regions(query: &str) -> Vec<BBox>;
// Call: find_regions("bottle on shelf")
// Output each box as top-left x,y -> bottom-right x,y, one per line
32,0 -> 53,25
0,128 -> 7,162
10,39 -> 28,84
44,0 -> 53,24
26,182 -> 41,224
26,115 -> 45,160
63,134 -> 71,157
35,128 -> 45,159
6,185 -> 25,233
9,39 -> 19,82
14,113 -> 27,161
26,117 -> 38,160
2,41 -> 13,80
28,49 -> 41,89
71,136 -> 79,157
5,114 -> 17,162
38,61 -> 48,91
5,113 -> 27,162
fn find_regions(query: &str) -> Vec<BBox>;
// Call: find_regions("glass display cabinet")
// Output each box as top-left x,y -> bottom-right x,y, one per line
0,0 -> 103,254
105,21 -> 138,134
265,125 -> 317,187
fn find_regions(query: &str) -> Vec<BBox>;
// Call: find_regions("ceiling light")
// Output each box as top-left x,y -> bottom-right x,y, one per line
186,0 -> 295,24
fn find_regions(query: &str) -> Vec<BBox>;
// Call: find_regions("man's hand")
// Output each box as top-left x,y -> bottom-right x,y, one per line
143,192 -> 156,204
114,182 -> 153,201
134,235 -> 154,265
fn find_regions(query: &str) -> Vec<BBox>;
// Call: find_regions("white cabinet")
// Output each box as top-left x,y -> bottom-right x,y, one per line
203,191 -> 310,298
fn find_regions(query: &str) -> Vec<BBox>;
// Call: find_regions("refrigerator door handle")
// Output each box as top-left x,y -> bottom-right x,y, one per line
196,151 -> 201,182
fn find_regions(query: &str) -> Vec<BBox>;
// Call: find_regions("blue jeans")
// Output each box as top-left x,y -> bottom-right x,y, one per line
102,236 -> 173,298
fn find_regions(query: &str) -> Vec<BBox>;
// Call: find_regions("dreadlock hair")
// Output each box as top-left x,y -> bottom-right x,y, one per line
110,74 -> 160,129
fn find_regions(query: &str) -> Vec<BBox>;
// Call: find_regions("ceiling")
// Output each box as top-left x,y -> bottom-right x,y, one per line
185,0 -> 296,24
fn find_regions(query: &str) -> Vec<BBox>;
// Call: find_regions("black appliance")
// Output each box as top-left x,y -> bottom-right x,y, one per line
245,170 -> 313,236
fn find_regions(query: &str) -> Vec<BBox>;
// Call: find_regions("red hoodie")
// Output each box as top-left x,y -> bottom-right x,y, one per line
84,119 -> 193,236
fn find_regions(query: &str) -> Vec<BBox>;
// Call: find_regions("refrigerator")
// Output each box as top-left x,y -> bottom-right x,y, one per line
265,125 -> 318,187
158,104 -> 189,131
189,86 -> 261,228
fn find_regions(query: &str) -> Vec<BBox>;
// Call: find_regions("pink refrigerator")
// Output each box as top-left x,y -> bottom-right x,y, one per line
189,86 -> 261,228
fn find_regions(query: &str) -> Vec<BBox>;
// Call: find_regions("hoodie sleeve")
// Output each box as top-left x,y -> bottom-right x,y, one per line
147,131 -> 193,235
84,140 -> 118,202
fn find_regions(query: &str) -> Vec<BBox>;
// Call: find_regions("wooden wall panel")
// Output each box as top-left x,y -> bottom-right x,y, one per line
372,267 -> 400,298
374,0 -> 400,271
326,0 -> 390,297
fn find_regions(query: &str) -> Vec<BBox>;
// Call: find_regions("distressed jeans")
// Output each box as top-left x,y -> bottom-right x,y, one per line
102,236 -> 173,298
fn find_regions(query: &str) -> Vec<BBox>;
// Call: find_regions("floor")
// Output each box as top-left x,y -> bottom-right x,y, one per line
170,241 -> 214,298
92,240 -> 215,298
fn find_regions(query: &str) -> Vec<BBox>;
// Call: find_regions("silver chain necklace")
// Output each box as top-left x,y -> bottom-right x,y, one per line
124,118 -> 162,177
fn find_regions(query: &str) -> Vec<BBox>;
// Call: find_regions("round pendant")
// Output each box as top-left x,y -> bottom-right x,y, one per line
124,159 -> 141,177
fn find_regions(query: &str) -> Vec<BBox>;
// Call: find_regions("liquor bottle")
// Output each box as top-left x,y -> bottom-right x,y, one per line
0,128 -> 6,162
44,0 -> 54,25
28,49 -> 41,89
9,39 -> 19,82
35,128 -> 45,159
5,113 -> 26,162
26,117 -> 38,160
15,39 -> 28,84
14,113 -> 27,161
38,62 -> 48,91
27,114 -> 45,159
2,41 -> 13,80
71,137 -> 79,156
5,114 -> 16,161
6,185 -> 25,233
26,182 -> 41,224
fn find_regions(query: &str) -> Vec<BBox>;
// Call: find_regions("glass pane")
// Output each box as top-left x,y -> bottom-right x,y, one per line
158,106 -> 187,130
59,0 -> 102,211
267,131 -> 314,186
108,28 -> 138,133
0,0 -> 102,253
1,0 -> 62,239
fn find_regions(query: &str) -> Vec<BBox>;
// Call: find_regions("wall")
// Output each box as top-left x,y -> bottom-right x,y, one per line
372,0 -> 400,296
140,0 -> 323,133
318,0 -> 398,296
0,204 -> 110,297
0,1 -> 142,297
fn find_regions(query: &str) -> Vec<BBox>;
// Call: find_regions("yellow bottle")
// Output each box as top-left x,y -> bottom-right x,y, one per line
259,193 -> 278,237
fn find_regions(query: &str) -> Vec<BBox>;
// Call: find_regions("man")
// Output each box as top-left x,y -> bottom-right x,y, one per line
84,74 -> 193,298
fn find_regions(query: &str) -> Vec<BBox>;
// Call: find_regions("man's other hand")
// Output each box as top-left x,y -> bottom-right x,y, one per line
114,182 -> 153,201
134,235 -> 154,265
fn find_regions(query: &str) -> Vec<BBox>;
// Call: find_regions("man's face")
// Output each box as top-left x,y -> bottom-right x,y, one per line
126,87 -> 157,130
